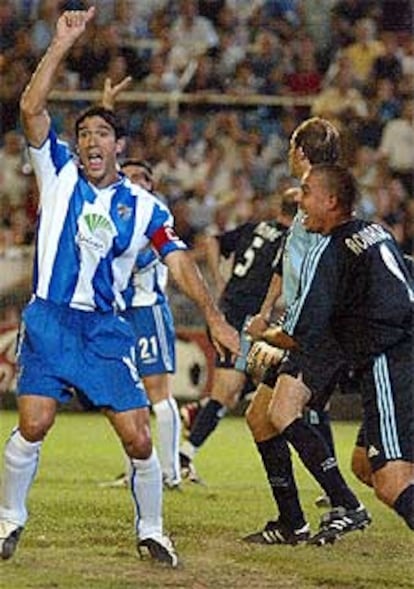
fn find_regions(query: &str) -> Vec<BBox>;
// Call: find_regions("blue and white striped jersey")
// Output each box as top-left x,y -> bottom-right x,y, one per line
125,247 -> 169,307
29,128 -> 187,312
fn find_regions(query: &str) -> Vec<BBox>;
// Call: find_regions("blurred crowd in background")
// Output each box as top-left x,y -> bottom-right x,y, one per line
0,0 -> 413,320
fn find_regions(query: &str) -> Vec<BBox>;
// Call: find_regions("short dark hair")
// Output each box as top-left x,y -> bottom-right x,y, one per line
291,117 -> 341,165
121,159 -> 153,177
120,159 -> 154,190
310,163 -> 358,214
75,106 -> 124,139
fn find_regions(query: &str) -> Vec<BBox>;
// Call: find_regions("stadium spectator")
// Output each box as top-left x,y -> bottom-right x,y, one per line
153,142 -> 194,195
351,144 -> 381,220
169,0 -> 219,67
187,180 -> 217,232
283,36 -> 322,97
298,0 -> 336,57
378,98 -> 414,198
12,0 -> 41,23
380,0 -> 413,37
312,55 -> 368,122
357,77 -> 401,149
0,53 -> 31,134
30,0 -> 60,55
370,31 -> 403,86
400,36 -> 414,80
372,176 -> 408,247
0,131 -> 30,213
249,30 -> 282,88
342,18 -> 385,89
226,59 -> 259,96
330,0 -> 379,49
0,7 -> 239,565
137,53 -> 179,92
0,1 -> 19,52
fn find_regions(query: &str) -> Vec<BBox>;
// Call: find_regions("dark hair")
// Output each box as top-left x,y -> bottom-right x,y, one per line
120,159 -> 154,190
310,163 -> 358,214
75,106 -> 124,139
291,117 -> 341,165
121,159 -> 153,177
60,0 -> 87,9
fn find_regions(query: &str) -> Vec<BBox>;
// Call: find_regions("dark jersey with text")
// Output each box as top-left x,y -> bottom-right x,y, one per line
284,219 -> 414,368
218,221 -> 287,322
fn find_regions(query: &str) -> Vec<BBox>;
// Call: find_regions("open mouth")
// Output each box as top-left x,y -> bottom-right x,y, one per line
87,154 -> 103,171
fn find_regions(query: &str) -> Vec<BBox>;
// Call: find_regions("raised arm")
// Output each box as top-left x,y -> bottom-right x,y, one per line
101,76 -> 132,111
164,249 -> 240,358
20,7 -> 95,147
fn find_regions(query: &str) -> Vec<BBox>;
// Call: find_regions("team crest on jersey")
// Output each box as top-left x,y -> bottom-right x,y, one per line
117,203 -> 133,220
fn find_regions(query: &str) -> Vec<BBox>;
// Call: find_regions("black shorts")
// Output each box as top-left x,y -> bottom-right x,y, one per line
358,337 -> 414,472
277,338 -> 347,411
214,303 -> 251,370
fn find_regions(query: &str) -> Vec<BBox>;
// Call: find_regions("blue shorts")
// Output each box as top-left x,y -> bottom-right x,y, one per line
121,302 -> 176,377
17,298 -> 148,412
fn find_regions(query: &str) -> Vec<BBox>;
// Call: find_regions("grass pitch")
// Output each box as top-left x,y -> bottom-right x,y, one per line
0,410 -> 413,589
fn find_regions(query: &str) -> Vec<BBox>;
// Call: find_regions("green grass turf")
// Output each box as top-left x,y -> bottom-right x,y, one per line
0,410 -> 413,588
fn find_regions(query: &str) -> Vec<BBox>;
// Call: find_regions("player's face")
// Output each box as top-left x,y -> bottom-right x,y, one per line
76,116 -> 121,187
300,170 -> 331,234
122,164 -> 153,191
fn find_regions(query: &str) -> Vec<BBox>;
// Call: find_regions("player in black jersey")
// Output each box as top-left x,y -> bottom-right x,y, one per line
179,190 -> 296,480
258,164 -> 414,540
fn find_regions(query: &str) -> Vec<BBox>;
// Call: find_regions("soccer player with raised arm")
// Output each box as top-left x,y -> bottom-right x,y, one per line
0,8 -> 239,566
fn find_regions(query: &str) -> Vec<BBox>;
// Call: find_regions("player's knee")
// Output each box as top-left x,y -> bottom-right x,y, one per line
268,374 -> 309,433
373,480 -> 395,507
124,430 -> 153,460
246,400 -> 265,436
267,397 -> 297,433
19,412 -> 55,442
267,410 -> 288,434
211,388 -> 238,410
351,447 -> 373,487
372,462 -> 413,507
245,384 -> 273,430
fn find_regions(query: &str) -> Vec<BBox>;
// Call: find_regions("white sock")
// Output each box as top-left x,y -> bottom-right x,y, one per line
0,428 -> 42,526
130,449 -> 163,540
152,398 -> 181,485
180,439 -> 197,461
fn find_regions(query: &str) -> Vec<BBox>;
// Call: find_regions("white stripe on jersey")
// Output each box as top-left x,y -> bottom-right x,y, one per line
34,148 -> 78,300
131,262 -> 168,307
153,304 -> 173,371
373,354 -> 401,460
